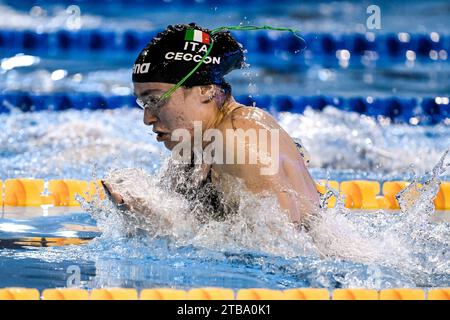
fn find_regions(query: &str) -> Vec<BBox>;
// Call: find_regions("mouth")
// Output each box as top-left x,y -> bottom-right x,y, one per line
153,130 -> 170,141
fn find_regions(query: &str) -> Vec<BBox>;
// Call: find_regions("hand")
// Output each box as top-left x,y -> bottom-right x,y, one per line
101,180 -> 131,211
101,179 -> 153,215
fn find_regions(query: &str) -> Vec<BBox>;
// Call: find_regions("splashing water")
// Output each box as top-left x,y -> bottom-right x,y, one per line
1,107 -> 449,289
310,151 -> 450,286
0,108 -> 167,179
1,107 -> 448,179
74,150 -> 450,289
85,163 -> 317,258
280,107 -> 450,176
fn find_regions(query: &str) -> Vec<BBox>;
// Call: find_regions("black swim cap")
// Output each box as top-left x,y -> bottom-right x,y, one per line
132,23 -> 245,87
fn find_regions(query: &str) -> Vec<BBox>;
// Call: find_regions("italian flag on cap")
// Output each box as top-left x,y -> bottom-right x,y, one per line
185,29 -> 210,44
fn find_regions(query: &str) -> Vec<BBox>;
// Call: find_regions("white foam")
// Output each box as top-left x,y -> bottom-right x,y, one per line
80,151 -> 449,288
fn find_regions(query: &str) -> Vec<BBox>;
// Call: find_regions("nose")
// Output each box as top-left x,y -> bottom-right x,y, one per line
143,108 -> 158,126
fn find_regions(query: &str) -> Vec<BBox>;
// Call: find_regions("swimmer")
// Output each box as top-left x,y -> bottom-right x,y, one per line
102,23 -> 319,227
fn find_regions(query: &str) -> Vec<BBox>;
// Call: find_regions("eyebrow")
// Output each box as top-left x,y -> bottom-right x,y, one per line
133,89 -> 164,98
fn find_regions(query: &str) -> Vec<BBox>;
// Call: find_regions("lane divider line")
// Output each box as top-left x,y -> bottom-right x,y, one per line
0,178 -> 449,210
0,287 -> 449,300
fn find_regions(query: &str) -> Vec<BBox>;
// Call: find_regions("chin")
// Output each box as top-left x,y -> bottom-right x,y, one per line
163,140 -> 176,150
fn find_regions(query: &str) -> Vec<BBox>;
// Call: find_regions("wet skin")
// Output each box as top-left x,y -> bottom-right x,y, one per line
102,82 -> 320,226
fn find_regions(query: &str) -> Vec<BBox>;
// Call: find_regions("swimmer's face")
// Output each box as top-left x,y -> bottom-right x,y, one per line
134,82 -> 218,150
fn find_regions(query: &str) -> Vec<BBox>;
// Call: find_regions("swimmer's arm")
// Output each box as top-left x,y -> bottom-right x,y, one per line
220,158 -> 317,226
217,112 -> 319,225
278,157 -> 320,227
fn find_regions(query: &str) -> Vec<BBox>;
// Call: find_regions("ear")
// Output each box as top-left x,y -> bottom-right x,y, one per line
198,85 -> 216,103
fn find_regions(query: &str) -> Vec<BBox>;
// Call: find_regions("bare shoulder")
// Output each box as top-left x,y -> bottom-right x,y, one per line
217,105 -> 281,132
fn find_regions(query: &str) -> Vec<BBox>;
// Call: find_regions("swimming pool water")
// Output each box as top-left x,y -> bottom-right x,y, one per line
0,0 -> 449,291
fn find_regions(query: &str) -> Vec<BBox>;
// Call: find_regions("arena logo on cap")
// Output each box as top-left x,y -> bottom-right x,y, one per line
184,29 -> 210,44
133,62 -> 151,74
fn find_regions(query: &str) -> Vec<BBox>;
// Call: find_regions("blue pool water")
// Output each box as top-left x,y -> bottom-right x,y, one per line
0,0 -> 449,291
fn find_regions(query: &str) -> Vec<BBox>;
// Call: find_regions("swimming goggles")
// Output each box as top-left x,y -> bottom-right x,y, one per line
136,95 -> 168,113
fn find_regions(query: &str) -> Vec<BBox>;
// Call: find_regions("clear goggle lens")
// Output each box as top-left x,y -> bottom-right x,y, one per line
136,96 -> 166,111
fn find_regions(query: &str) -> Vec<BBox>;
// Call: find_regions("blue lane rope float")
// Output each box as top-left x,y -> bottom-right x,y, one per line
0,29 -> 449,58
0,93 -> 448,124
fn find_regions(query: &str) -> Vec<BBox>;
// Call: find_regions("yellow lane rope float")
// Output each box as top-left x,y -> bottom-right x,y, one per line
1,178 -> 449,210
0,287 -> 448,300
